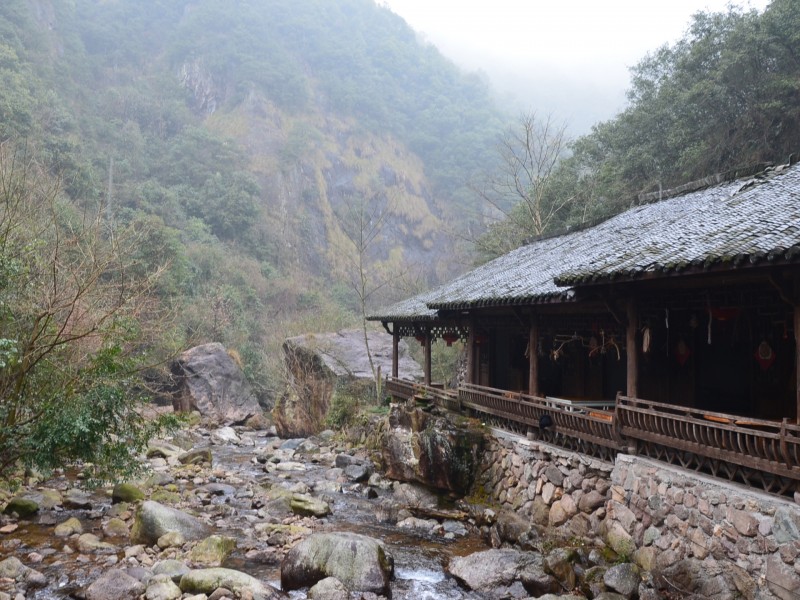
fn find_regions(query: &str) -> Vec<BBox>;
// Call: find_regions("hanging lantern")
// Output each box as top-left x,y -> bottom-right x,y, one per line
642,327 -> 652,354
754,340 -> 776,371
674,338 -> 691,366
442,332 -> 459,346
474,333 -> 488,345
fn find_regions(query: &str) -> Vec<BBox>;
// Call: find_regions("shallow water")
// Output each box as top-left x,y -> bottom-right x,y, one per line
3,430 -> 493,599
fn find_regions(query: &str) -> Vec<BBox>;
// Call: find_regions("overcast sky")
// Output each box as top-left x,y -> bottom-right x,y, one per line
381,0 -> 771,134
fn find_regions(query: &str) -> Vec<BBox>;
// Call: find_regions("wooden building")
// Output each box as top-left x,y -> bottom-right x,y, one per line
370,160 -> 800,496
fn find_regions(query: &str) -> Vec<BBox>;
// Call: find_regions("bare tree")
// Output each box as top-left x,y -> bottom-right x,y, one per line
0,142 -> 175,481
332,192 -> 393,399
472,112 -> 574,256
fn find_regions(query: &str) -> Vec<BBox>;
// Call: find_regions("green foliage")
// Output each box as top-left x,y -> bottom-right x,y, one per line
485,1 -> 800,256
325,392 -> 361,430
0,145 -> 179,483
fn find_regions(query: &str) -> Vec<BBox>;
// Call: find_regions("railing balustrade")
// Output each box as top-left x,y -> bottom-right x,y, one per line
386,377 -> 800,496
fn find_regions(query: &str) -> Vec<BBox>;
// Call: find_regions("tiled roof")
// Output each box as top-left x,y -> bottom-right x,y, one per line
370,161 -> 800,319
367,288 -> 439,322
555,163 -> 800,285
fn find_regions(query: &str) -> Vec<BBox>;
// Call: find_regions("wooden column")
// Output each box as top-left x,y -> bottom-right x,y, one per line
466,318 -> 475,385
795,304 -> 800,424
391,329 -> 399,379
528,319 -> 539,397
626,300 -> 639,399
424,331 -> 432,386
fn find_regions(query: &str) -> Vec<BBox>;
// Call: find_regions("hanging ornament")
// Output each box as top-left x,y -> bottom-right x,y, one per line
642,327 -> 652,354
754,340 -> 776,371
442,332 -> 459,346
675,339 -> 691,366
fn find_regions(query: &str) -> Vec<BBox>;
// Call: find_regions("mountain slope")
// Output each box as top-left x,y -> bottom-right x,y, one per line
0,0 -> 509,400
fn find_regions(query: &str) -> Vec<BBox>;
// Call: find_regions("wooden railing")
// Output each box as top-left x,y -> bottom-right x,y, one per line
386,378 -> 800,496
616,396 -> 800,494
458,383 -> 620,460
386,377 -> 461,412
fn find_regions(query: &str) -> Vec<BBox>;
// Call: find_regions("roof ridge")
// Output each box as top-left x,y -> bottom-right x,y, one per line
522,157 -> 797,247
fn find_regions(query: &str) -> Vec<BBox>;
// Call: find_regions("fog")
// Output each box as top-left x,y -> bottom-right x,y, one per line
382,0 -> 771,135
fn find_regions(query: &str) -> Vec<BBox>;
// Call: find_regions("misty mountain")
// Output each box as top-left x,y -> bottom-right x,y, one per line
0,0 -> 511,399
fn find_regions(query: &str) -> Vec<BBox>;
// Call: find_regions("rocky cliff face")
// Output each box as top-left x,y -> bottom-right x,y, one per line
273,330 -> 422,438
378,404 -> 485,494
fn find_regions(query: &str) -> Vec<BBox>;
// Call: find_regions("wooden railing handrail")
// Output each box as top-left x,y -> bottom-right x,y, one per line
386,378 -> 800,491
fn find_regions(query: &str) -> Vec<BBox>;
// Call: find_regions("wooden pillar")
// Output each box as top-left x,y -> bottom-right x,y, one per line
391,329 -> 399,379
424,331 -> 432,386
528,319 -> 539,397
795,304 -> 800,424
466,318 -> 475,385
627,300 -> 639,399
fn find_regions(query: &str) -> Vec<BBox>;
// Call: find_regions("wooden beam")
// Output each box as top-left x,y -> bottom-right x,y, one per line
466,318 -> 475,385
392,331 -> 399,379
424,331 -> 432,386
795,304 -> 800,424
528,319 -> 539,397
627,300 -> 639,398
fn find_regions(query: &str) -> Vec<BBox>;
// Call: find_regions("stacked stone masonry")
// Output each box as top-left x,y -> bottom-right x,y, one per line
477,431 -> 800,600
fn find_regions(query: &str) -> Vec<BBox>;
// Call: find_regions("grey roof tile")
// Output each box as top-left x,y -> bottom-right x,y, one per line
370,162 -> 800,318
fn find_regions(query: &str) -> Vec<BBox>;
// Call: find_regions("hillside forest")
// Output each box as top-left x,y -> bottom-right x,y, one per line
1,0 -> 799,479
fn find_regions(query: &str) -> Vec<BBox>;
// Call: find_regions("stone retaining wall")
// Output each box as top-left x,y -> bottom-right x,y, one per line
477,430 -> 800,599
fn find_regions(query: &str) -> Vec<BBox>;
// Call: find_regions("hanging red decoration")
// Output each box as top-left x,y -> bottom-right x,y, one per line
442,332 -> 459,346
674,339 -> 691,366
474,334 -> 488,345
414,334 -> 426,346
710,307 -> 740,321
754,340 -> 776,371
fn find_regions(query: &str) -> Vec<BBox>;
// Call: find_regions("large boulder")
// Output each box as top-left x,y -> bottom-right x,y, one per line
172,342 -> 263,424
179,567 -> 280,599
84,570 -> 145,600
380,404 -> 485,493
131,500 -> 211,546
281,531 -> 394,594
447,549 -> 559,597
273,329 -> 422,437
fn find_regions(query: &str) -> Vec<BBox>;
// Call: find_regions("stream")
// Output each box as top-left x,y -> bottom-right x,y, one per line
0,425 -> 493,599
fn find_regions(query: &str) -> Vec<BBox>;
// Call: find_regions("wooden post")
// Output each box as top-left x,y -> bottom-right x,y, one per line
466,318 -> 475,385
528,319 -> 539,397
795,304 -> 800,424
391,330 -> 399,379
424,331 -> 432,386
627,300 -> 639,398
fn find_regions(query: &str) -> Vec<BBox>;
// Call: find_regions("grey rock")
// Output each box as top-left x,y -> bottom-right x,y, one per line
145,573 -> 183,600
773,506 -> 800,544
63,489 -> 93,510
131,501 -> 211,546
85,570 -> 145,600
447,548 -> 559,597
153,559 -> 191,584
179,567 -> 279,600
281,531 -> 394,594
290,494 -> 331,518
343,464 -> 371,482
603,563 -> 640,597
308,577 -> 351,600
766,553 -> 800,600
172,342 -> 263,424
274,330 -> 422,437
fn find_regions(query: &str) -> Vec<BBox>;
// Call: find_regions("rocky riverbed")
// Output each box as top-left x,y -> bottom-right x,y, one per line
0,416 -> 657,600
